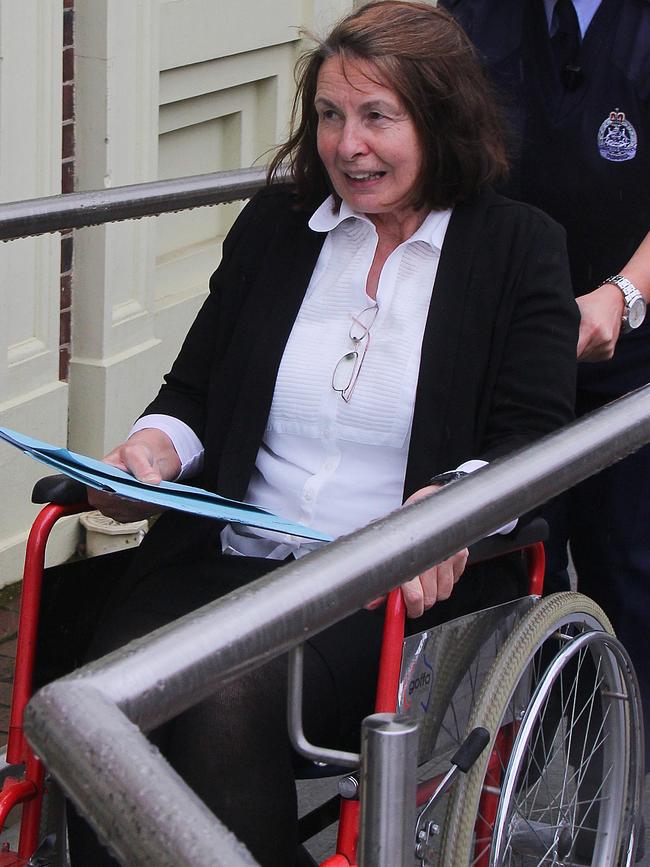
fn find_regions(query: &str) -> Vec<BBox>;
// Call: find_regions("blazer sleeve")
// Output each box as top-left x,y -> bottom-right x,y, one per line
137,193 -> 266,440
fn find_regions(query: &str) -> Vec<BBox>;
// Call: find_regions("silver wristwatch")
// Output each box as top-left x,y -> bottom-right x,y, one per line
600,274 -> 646,333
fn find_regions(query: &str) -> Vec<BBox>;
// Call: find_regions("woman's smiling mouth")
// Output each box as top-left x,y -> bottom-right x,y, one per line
344,171 -> 386,181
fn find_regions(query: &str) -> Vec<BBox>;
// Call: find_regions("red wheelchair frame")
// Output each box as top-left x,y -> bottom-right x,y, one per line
2,498 -> 88,865
0,487 -> 545,867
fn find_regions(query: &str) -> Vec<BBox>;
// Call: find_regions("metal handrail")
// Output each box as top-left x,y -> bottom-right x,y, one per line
0,166 -> 285,240
22,385 -> 650,867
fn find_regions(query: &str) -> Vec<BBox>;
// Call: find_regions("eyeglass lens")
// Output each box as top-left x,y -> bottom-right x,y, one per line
349,304 -> 379,341
332,304 -> 378,401
332,351 -> 360,396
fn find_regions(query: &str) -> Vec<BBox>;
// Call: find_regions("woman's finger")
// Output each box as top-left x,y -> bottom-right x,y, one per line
363,595 -> 387,611
400,575 -> 427,619
453,548 -> 469,582
110,443 -> 162,484
432,562 -> 454,602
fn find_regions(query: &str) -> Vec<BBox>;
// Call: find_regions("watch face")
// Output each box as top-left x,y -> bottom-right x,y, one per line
628,298 -> 646,329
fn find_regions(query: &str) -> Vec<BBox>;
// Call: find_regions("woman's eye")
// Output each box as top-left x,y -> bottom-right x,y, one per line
319,109 -> 339,121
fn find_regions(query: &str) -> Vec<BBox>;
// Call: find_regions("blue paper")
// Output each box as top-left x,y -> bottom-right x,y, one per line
0,426 -> 332,542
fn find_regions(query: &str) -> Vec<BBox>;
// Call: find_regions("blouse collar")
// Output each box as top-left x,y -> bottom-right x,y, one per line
309,195 -> 451,253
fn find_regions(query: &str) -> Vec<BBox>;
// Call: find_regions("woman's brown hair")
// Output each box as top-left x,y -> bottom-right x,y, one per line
268,0 -> 508,211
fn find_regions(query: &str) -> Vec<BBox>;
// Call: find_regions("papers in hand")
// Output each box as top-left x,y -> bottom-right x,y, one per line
0,426 -> 332,543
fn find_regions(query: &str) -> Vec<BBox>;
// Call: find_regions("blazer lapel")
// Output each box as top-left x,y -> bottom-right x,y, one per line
404,190 -> 492,497
217,210 -> 325,499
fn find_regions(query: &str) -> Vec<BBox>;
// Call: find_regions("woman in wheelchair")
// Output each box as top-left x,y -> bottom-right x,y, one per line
69,3 -> 579,864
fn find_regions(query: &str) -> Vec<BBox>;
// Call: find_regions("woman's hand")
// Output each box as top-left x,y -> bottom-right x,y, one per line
365,485 -> 469,619
87,428 -> 182,523
399,548 -> 469,619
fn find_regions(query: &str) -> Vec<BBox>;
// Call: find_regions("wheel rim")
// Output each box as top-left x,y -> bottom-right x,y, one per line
490,630 -> 634,866
440,595 -> 643,867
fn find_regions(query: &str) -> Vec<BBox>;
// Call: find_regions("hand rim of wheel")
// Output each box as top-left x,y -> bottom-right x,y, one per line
492,629 -> 638,865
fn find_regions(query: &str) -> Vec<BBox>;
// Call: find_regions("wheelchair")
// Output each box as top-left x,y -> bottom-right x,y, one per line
0,475 -> 644,866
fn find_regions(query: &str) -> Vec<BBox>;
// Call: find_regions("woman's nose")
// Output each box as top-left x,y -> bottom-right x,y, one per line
337,120 -> 369,160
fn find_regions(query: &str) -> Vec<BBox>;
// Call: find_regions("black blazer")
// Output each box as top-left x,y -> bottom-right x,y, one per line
144,185 -> 578,503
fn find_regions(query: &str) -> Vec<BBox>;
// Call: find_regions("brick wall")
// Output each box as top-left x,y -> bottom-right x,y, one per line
60,0 -> 74,381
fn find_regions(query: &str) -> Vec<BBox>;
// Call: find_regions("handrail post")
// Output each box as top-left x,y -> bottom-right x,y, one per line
358,713 -> 419,867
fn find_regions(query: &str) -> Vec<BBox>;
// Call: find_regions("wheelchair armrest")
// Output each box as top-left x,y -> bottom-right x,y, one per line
31,474 -> 88,506
466,516 -> 548,565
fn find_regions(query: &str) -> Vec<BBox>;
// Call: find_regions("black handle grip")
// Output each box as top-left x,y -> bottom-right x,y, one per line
31,474 -> 88,505
451,726 -> 490,773
467,516 -> 548,565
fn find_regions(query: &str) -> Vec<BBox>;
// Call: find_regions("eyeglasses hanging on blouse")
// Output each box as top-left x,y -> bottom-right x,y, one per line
331,304 -> 379,402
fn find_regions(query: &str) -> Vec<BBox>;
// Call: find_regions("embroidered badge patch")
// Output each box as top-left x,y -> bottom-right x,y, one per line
597,109 -> 637,162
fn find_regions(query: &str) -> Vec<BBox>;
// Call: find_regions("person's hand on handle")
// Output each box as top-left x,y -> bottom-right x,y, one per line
365,485 -> 469,619
87,428 -> 182,523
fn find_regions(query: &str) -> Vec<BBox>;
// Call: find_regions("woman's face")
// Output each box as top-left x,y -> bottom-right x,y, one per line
315,55 -> 424,222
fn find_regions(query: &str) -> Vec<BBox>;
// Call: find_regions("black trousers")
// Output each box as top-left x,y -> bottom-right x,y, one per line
67,515 -> 526,866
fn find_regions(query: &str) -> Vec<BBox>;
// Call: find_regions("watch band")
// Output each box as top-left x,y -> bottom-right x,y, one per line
599,274 -> 646,333
428,470 -> 468,487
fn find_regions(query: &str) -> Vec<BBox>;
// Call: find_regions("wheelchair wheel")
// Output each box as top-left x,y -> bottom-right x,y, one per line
440,592 -> 644,866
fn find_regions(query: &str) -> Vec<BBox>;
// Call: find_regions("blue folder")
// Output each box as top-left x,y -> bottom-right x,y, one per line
0,426 -> 332,543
